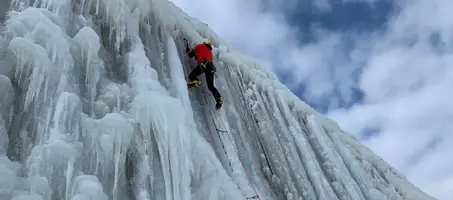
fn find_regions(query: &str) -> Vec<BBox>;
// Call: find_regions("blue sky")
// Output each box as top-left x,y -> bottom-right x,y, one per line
170,0 -> 453,199
280,0 -> 392,113
287,0 -> 392,34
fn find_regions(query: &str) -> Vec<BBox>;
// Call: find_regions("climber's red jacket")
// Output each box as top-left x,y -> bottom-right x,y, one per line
186,43 -> 213,64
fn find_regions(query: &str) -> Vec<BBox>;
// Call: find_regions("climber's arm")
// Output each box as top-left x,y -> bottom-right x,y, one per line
186,48 -> 196,58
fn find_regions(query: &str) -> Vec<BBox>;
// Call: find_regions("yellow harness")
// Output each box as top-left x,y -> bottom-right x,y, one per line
200,59 -> 211,69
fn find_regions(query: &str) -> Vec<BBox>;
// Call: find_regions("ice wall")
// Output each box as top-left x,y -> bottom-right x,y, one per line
0,0 -> 435,200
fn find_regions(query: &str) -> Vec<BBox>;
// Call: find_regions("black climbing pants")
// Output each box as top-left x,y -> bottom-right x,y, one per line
188,61 -> 221,99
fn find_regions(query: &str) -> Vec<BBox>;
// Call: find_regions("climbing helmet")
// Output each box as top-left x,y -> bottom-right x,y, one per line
203,39 -> 213,46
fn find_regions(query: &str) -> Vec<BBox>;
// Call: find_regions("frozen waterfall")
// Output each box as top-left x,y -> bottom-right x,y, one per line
0,0 -> 436,200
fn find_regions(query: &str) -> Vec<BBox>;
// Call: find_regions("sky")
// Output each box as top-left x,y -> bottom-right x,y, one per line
169,0 -> 453,199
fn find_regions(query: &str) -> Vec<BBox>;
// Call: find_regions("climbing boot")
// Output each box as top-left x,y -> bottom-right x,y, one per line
215,97 -> 223,110
187,79 -> 201,88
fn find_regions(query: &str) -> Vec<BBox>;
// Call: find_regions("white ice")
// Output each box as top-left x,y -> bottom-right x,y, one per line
0,0 -> 436,200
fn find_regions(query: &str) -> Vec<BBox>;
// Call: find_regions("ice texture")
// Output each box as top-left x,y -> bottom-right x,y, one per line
0,0 -> 436,200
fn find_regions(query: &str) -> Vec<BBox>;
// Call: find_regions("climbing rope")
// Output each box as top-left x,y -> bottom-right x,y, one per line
217,114 -> 260,200
201,90 -> 261,200
201,92 -> 233,170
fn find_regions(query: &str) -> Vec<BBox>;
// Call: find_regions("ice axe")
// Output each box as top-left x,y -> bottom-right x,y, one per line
183,38 -> 189,50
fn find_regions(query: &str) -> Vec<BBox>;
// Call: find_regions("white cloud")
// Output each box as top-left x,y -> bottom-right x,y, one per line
329,0 -> 453,199
170,0 -> 453,199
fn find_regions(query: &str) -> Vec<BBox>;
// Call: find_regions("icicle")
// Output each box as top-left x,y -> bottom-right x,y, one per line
73,26 -> 102,110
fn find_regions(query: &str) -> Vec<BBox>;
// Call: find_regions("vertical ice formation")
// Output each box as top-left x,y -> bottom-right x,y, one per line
0,0 -> 436,200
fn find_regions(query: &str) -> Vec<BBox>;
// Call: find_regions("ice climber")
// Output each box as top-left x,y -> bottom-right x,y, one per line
184,38 -> 223,110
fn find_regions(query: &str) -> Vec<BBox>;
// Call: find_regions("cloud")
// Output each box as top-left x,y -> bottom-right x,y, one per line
170,0 -> 453,199
327,0 -> 453,199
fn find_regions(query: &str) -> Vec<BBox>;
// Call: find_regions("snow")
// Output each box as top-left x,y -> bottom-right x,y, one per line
0,0 -> 437,200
